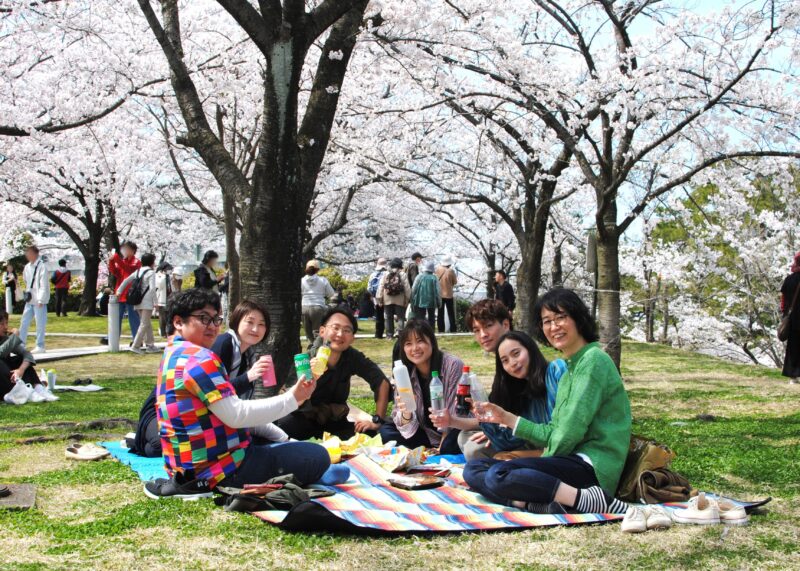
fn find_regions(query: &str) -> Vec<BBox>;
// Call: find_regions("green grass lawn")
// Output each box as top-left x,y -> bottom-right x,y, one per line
1,317 -> 799,570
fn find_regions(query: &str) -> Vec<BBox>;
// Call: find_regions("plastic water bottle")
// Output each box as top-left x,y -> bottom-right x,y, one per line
430,371 -> 445,418
392,360 -> 417,413
455,365 -> 472,417
470,373 -> 491,421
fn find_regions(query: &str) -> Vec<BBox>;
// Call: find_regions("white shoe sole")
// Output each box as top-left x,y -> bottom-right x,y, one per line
672,515 -> 720,525
621,524 -> 647,533
142,484 -> 213,501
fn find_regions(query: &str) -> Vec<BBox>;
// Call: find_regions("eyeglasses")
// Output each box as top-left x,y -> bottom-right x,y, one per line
190,313 -> 224,327
541,313 -> 569,329
327,324 -> 354,336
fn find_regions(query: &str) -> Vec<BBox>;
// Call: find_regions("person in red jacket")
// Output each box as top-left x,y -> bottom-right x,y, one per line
108,241 -> 142,338
51,259 -> 72,317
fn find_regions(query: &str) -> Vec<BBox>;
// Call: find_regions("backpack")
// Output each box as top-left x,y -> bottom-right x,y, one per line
384,270 -> 405,296
126,269 -> 152,305
368,269 -> 385,297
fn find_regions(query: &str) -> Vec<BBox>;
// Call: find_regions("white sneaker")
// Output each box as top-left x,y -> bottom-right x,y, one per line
718,498 -> 749,526
672,493 -> 720,525
130,346 -> 145,355
33,384 -> 59,402
30,346 -> 46,354
29,385 -> 47,403
645,505 -> 673,530
621,506 -> 647,533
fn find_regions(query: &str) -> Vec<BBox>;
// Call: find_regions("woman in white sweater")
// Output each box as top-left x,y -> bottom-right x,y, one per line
117,252 -> 158,354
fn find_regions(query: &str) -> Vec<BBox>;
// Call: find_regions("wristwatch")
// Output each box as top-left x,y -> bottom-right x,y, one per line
372,415 -> 384,425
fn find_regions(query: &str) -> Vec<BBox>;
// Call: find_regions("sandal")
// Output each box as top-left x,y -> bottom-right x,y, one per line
65,443 -> 110,461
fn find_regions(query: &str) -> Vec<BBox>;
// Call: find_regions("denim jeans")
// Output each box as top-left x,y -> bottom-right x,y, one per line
19,302 -> 48,349
463,454 -> 598,505
119,301 -> 141,338
221,442 -> 331,487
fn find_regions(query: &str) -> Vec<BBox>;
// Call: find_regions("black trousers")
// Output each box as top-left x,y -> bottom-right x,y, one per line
0,355 -> 40,398
55,288 -> 69,316
414,306 -> 436,328
274,411 -> 379,441
437,298 -> 456,333
374,304 -> 385,339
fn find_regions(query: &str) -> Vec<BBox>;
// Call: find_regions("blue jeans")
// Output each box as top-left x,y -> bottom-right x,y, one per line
119,301 -> 140,338
19,302 -> 48,349
463,454 -> 598,505
221,442 -> 331,487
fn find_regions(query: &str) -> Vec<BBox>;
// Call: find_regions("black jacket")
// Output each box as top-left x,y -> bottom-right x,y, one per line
495,281 -> 516,311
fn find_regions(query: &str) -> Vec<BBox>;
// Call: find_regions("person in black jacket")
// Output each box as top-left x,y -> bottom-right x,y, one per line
130,299 -> 285,457
494,270 -> 516,314
275,306 -> 391,440
781,252 -> 800,385
193,250 -> 225,292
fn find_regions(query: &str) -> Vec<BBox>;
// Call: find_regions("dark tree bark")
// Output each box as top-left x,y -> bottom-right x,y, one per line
138,0 -> 369,390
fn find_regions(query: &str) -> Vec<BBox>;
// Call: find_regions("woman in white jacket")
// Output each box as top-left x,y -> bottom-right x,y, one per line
117,253 -> 158,354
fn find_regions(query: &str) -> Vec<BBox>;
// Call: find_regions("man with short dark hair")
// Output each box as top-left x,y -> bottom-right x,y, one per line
494,270 -> 516,315
275,306 -> 391,440
52,259 -> 71,317
407,252 -> 423,287
19,245 -> 49,353
459,299 -> 514,459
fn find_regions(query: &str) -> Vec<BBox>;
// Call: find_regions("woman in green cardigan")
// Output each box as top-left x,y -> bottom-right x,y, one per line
464,288 -> 631,514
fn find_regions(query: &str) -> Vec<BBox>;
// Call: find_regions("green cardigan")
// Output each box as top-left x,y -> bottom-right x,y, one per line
513,342 -> 631,494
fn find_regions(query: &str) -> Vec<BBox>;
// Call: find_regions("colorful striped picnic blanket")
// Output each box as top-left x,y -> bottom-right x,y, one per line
252,454 -> 623,533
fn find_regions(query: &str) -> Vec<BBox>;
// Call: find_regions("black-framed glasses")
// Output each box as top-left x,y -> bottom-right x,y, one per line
190,313 -> 224,327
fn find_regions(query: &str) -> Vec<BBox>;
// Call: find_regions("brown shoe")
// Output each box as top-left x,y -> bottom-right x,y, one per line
493,449 -> 543,461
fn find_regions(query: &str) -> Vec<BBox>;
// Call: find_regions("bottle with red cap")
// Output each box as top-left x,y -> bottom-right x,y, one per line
455,365 -> 472,417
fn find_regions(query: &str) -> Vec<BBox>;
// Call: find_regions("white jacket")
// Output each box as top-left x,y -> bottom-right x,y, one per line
301,274 -> 335,307
117,267 -> 156,310
23,258 -> 50,305
155,271 -> 170,306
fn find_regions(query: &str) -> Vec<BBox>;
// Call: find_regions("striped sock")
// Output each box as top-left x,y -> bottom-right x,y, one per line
575,486 -> 628,514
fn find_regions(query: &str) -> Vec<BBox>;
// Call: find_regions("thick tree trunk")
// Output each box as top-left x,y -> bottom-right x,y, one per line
485,252 -> 496,299
551,244 -> 563,287
515,239 -> 546,335
596,207 -> 622,369
222,191 -> 241,309
80,253 -> 100,316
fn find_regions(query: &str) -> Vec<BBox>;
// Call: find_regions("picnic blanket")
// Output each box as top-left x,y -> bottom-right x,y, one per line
252,454 -> 623,534
99,441 -> 770,536
54,384 -> 105,392
100,441 -> 167,481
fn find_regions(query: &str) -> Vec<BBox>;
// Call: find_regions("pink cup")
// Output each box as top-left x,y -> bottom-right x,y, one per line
261,355 -> 277,388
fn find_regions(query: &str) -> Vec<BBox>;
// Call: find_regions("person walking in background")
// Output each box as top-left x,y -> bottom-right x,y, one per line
301,259 -> 335,345
52,258 -> 71,317
170,267 -> 183,293
155,262 -> 173,338
494,270 -> 516,315
109,241 -> 142,339
117,253 -> 158,355
377,258 -> 411,339
18,245 -> 49,353
368,258 -> 388,339
411,260 -> 440,327
781,251 -> 800,385
194,250 -> 225,292
407,252 -> 422,288
3,263 -> 18,313
435,255 -> 458,333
